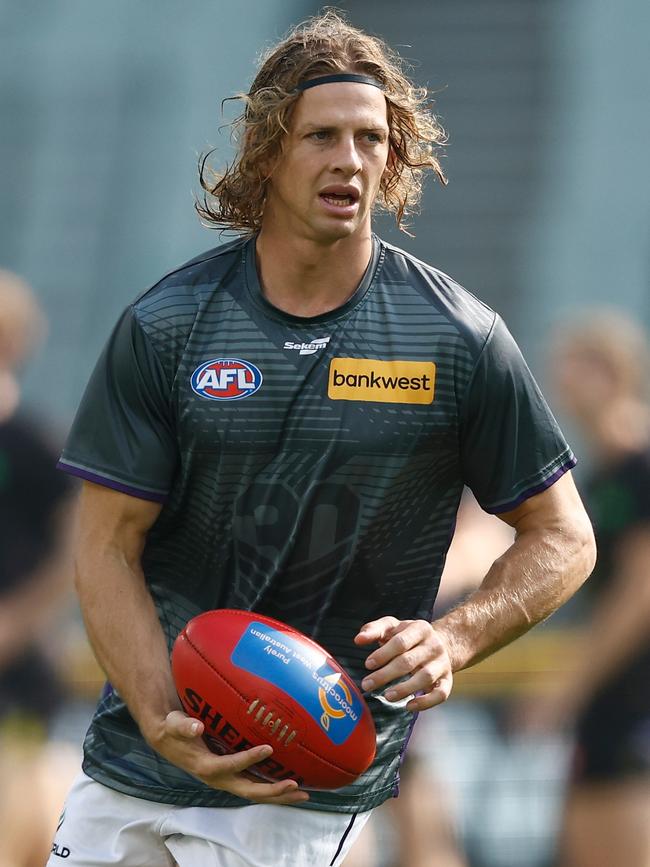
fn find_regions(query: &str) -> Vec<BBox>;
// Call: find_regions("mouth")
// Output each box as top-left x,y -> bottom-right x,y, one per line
320,192 -> 357,207
318,186 -> 361,214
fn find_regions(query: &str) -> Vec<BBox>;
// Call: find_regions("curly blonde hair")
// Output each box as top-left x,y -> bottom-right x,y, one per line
196,10 -> 447,234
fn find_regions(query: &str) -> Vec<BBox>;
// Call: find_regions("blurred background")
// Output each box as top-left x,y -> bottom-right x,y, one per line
1,1 -> 649,865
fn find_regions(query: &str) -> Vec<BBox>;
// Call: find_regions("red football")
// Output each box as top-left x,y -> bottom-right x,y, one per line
171,609 -> 376,790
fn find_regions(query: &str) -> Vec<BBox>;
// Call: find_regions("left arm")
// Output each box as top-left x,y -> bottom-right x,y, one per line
355,471 -> 596,712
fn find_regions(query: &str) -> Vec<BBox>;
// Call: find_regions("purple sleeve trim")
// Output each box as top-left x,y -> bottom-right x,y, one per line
56,461 -> 169,504
486,456 -> 577,515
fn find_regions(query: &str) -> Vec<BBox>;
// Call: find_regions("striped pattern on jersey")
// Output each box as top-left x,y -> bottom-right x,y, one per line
61,235 -> 575,813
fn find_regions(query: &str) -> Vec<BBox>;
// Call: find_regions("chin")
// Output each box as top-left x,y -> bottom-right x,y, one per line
312,218 -> 364,244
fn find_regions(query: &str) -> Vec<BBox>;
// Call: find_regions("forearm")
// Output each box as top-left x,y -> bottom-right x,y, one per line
75,549 -> 310,806
76,547 -> 179,741
433,519 -> 595,672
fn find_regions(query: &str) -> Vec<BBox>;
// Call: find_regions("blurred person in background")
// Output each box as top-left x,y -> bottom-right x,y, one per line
533,311 -> 650,867
0,271 -> 74,866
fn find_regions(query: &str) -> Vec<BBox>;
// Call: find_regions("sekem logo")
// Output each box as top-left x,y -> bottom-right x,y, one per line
191,358 -> 263,401
283,336 -> 331,356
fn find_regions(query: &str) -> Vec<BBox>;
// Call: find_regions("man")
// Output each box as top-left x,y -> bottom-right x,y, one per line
50,11 -> 595,867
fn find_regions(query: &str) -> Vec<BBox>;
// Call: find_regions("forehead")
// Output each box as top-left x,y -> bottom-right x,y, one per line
291,82 -> 389,129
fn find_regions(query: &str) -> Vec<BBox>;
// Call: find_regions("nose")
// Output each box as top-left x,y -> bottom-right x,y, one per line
330,134 -> 362,176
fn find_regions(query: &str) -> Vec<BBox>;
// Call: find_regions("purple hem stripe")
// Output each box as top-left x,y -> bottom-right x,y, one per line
487,456 -> 577,515
392,708 -> 420,798
56,461 -> 168,504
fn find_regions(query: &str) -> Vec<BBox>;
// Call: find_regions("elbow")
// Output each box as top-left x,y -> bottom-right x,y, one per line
586,527 -> 597,577
574,515 -> 597,588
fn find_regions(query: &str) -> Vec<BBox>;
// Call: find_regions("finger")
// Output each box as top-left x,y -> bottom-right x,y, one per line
165,710 -> 204,739
360,643 -> 431,692
404,674 -> 453,712
260,789 -> 311,806
381,667 -> 444,703
354,616 -> 400,645
223,774 -> 308,804
239,781 -> 310,806
214,744 -> 275,775
362,621 -> 424,679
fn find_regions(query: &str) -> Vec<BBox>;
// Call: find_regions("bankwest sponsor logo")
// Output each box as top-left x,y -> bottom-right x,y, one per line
328,358 -> 436,404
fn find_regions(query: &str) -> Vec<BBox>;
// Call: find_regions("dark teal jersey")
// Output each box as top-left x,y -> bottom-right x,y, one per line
59,235 -> 575,812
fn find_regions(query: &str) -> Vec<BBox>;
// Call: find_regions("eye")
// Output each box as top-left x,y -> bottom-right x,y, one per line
361,131 -> 386,145
308,130 -> 331,142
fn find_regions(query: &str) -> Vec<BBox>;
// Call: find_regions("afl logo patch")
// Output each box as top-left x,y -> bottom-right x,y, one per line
191,358 -> 263,401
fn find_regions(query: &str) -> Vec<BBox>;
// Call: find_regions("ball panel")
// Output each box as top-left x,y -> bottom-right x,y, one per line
182,609 -> 373,750
173,635 -> 311,785
229,619 -> 365,747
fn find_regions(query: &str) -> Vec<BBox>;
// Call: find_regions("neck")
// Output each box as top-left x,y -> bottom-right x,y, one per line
255,227 -> 373,318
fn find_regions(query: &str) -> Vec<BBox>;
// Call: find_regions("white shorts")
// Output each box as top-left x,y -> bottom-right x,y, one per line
47,772 -> 371,867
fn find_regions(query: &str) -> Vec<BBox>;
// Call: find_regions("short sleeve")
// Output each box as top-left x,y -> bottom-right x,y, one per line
58,306 -> 177,502
459,315 -> 576,513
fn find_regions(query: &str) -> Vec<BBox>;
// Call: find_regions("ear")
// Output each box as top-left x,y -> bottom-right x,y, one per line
256,131 -> 287,184
259,154 -> 279,184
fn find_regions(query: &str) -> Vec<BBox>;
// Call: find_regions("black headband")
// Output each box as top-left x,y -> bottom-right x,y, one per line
296,73 -> 384,92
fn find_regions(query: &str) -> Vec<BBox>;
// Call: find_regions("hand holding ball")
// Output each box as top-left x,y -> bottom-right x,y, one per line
171,610 -> 376,790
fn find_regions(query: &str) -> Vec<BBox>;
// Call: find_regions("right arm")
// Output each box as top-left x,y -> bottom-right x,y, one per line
74,480 -> 308,805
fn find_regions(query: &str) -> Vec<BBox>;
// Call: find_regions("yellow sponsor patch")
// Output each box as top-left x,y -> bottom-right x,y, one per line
328,358 -> 436,404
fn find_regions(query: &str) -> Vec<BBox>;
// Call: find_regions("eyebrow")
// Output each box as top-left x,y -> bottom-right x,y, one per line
299,123 -> 388,134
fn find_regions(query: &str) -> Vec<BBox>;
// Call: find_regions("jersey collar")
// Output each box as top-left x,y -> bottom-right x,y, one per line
243,234 -> 382,326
